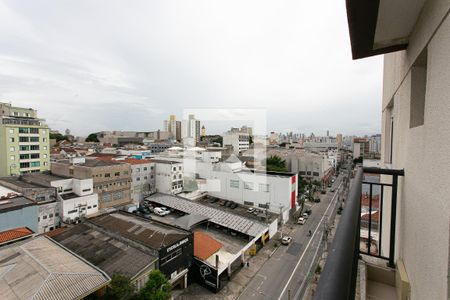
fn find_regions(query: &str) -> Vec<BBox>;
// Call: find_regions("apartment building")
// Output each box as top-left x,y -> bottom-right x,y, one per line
352,137 -> 370,159
51,157 -> 132,209
223,128 -> 250,154
0,102 -> 50,176
316,1 -> 450,299
153,160 -> 183,194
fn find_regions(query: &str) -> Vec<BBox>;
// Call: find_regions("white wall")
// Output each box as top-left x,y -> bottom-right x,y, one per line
381,1 -> 450,298
60,193 -> 99,222
155,162 -> 183,194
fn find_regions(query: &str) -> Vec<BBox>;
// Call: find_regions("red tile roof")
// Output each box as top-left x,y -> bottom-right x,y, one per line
123,158 -> 152,165
194,231 -> 222,261
0,227 -> 33,244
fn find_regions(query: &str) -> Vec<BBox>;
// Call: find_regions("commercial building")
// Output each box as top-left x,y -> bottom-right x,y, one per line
316,1 -> 450,299
0,102 -> 50,176
223,128 -> 250,154
51,157 -> 132,209
146,193 -> 275,292
52,222 -> 158,290
0,177 -> 59,233
352,137 -> 370,159
0,236 -> 110,299
153,159 -> 183,194
73,212 -> 193,289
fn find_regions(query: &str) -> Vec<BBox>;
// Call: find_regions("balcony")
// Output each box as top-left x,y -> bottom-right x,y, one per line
315,166 -> 409,300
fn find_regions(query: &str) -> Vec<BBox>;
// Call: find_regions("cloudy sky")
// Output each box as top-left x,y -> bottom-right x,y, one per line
0,0 -> 383,137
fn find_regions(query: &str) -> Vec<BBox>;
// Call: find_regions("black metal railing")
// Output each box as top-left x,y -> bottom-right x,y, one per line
314,166 -> 404,300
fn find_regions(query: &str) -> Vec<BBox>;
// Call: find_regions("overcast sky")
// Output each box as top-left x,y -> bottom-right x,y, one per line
0,0 -> 383,137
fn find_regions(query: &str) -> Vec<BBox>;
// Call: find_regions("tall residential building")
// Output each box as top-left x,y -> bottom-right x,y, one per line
336,133 -> 343,149
0,102 -> 50,176
181,114 -> 201,144
163,115 -> 181,141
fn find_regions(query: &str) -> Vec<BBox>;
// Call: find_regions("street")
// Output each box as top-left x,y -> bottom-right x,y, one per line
237,173 -> 347,300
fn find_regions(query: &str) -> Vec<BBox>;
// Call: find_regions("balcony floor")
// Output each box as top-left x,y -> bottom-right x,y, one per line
367,280 -> 396,300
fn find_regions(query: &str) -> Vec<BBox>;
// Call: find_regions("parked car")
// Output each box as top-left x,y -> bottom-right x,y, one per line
281,236 -> 292,245
298,217 -> 306,225
247,207 -> 256,214
154,207 -> 169,216
160,207 -> 171,215
230,202 -> 238,209
314,198 -> 321,203
305,209 -> 312,215
219,200 -> 227,206
302,213 -> 309,219
225,201 -> 233,207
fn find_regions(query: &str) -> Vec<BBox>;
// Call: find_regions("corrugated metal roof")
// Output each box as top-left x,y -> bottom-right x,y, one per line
0,236 -> 110,300
148,194 -> 268,237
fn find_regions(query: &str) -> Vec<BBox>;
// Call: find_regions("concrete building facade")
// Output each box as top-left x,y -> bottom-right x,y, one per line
0,102 -> 50,176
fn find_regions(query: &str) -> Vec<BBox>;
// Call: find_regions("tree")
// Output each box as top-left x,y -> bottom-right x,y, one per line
138,269 -> 171,300
50,133 -> 68,142
85,133 -> 99,142
102,274 -> 136,300
265,155 -> 287,172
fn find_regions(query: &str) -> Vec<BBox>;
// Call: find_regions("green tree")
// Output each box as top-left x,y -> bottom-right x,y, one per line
138,270 -> 171,300
265,155 -> 287,172
102,274 -> 136,300
50,133 -> 68,142
85,133 -> 99,142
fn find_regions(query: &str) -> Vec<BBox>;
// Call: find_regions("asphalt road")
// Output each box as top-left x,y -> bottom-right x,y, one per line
237,173 -> 346,300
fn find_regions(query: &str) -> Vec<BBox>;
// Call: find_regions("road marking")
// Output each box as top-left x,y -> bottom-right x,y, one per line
277,181 -> 343,300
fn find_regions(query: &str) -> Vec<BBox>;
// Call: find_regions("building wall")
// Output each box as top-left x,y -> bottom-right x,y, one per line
381,2 -> 450,298
0,205 -> 38,233
60,193 -> 99,223
37,201 -> 59,233
155,162 -> 183,194
130,162 -> 155,204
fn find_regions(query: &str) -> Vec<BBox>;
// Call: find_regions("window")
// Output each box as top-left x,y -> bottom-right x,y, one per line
144,167 -> 147,171
105,173 -> 111,177
179,166 -> 182,170
19,137 -> 29,142
160,248 -> 182,266
259,203 -> 269,209
20,162 -> 30,168
30,137 -> 39,142
20,154 -> 29,159
38,217 -> 40,222
230,180 -> 240,188
173,167 -> 176,171
43,154 -> 47,158
43,215 -> 47,219
244,182 -> 254,190
43,138 -> 47,142
144,176 -> 148,180
30,153 -> 40,159
43,146 -> 47,150
55,212 -> 59,217
30,128 -> 39,134
137,177 -> 141,181
93,204 -> 97,208
19,127 -> 29,133
69,169 -> 74,175
30,161 -> 40,167
259,184 -> 270,192
68,209 -> 78,214
10,146 -> 15,152
136,168 -> 140,172
49,213 -> 53,218
10,155 -> 15,160
9,129 -> 14,134
30,145 -> 40,151
82,188 -> 91,192
19,145 -> 29,151
244,201 -> 254,206
88,206 -> 92,209
43,162 -> 48,166
410,49 -> 427,128
9,137 -> 14,142
63,188 -> 72,192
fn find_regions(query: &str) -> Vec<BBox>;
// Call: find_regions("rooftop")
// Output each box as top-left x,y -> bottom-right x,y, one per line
89,212 -> 190,250
151,159 -> 181,165
56,158 -> 124,167
0,196 -> 36,213
22,172 -> 70,185
0,227 -> 33,245
194,231 -> 222,260
51,224 -> 158,279
147,193 -> 268,237
0,236 -> 110,300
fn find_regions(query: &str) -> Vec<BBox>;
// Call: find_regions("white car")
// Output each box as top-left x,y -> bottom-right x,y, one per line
302,213 -> 309,219
160,207 -> 171,215
154,207 -> 170,216
281,236 -> 292,245
298,217 -> 306,225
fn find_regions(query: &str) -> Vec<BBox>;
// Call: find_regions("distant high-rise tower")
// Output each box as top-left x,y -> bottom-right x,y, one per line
326,130 -> 330,137
163,115 -> 179,141
201,125 -> 206,137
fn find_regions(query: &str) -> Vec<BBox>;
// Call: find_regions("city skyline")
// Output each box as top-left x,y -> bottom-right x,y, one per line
0,0 -> 382,137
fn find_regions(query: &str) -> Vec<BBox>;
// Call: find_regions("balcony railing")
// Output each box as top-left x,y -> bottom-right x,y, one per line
314,166 -> 404,300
